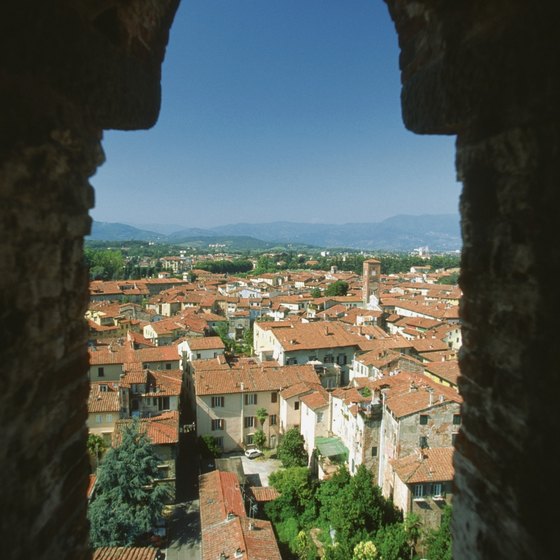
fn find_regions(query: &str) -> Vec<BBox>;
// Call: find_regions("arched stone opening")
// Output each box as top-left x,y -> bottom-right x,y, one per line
1,1 -> 558,559
384,1 -> 560,558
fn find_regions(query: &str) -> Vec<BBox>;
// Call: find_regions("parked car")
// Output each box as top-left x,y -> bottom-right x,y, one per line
244,448 -> 263,459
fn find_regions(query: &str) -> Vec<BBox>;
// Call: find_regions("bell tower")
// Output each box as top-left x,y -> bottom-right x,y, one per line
362,258 -> 381,308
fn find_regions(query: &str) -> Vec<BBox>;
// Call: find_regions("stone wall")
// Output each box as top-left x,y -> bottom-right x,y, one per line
384,1 -> 560,558
0,2 -> 178,559
1,1 -> 558,558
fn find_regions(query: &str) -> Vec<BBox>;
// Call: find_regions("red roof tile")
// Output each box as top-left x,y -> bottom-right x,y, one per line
93,548 -> 158,560
391,447 -> 455,483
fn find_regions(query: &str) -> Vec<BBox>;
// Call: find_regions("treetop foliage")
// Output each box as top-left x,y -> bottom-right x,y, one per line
265,463 -> 409,560
277,428 -> 308,468
324,280 -> 349,297
88,420 -> 168,547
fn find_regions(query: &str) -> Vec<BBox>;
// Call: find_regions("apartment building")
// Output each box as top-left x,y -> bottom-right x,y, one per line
254,320 -> 362,384
191,360 -> 320,452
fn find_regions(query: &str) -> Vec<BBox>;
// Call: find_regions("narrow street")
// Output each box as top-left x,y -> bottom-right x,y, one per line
165,411 -> 201,559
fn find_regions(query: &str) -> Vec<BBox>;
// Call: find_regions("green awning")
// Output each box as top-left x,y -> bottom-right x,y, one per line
315,436 -> 348,459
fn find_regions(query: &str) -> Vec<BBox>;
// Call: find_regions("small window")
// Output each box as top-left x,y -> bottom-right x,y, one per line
420,415 -> 429,425
433,482 -> 443,497
453,414 -> 462,425
98,367 -> 105,377
419,436 -> 428,448
244,416 -> 255,429
245,434 -> 254,445
414,484 -> 424,498
214,436 -> 224,448
211,419 -> 224,431
269,414 -> 277,426
271,392 -> 278,403
452,433 -> 458,446
371,446 -> 378,457
316,412 -> 324,423
95,414 -> 102,424
100,384 -> 108,392
196,353 -> 201,359
244,393 -> 258,405
324,355 -> 334,364
165,363 -> 171,370
211,396 -> 225,408
294,401 -> 300,411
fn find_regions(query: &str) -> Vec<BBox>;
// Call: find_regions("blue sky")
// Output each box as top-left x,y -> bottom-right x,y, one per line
91,0 -> 460,229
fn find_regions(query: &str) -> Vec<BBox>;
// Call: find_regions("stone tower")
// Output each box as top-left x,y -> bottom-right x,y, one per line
362,258 -> 381,308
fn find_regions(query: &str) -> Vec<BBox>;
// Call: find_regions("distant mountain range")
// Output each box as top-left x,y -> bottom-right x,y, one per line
88,214 -> 462,251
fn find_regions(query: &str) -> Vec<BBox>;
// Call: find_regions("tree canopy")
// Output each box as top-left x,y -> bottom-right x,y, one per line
85,248 -> 124,280
324,281 -> 349,297
425,505 -> 452,560
277,428 -> 308,468
88,421 -> 169,547
264,463 -> 410,560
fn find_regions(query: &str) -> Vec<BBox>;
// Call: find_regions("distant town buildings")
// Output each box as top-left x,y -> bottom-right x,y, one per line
85,250 -> 463,543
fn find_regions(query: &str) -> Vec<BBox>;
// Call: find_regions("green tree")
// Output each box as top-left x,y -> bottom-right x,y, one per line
324,280 -> 349,297
353,540 -> 379,560
375,522 -> 409,560
404,513 -> 422,558
214,323 -> 234,352
321,465 -> 401,554
425,505 -> 452,560
256,407 -> 269,427
316,465 -> 351,522
294,530 -> 318,560
199,435 -> 222,458
88,421 -> 169,547
277,428 -> 308,468
310,287 -> 322,298
87,433 -> 107,472
437,271 -> 460,285
253,429 -> 266,450
85,248 -> 125,280
265,467 -> 317,534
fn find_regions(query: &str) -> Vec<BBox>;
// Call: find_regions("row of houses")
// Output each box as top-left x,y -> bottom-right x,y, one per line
86,259 -> 463,539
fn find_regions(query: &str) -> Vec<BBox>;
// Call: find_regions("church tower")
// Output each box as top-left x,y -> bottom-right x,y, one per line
362,258 -> 381,308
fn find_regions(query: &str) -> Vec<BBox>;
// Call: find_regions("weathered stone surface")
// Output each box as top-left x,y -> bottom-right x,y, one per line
384,1 -> 560,558
0,1 -> 178,559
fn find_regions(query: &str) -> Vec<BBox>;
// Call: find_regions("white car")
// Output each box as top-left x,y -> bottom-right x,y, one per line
244,448 -> 263,459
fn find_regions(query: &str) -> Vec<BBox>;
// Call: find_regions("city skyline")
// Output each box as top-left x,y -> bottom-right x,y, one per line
91,0 -> 460,228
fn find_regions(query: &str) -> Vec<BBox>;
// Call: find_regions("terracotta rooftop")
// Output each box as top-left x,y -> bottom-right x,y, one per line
250,486 -> 280,502
354,372 -> 462,418
270,321 -> 362,352
144,369 -> 182,397
195,364 -> 320,396
88,383 -> 120,413
391,447 -> 455,484
410,337 -> 449,353
199,471 -> 245,527
113,411 -> 179,447
280,381 -> 321,400
300,388 -> 329,410
89,340 -> 180,366
93,548 -> 158,560
424,360 -> 461,386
